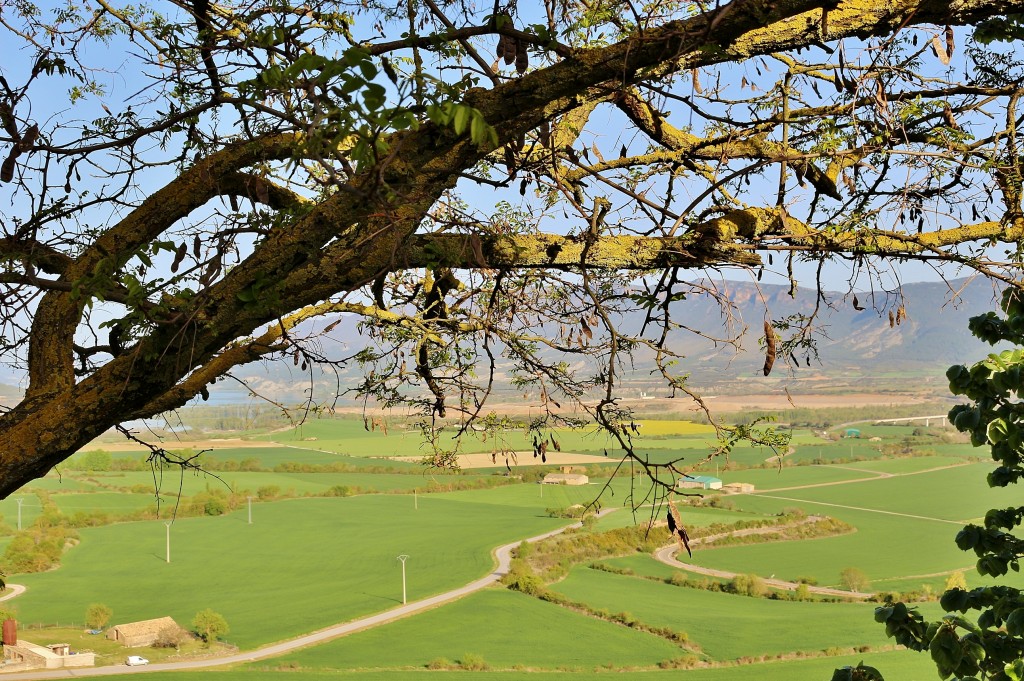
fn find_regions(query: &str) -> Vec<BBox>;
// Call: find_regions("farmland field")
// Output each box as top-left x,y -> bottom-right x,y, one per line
551,566 -> 903,661
268,589 -> 686,670
0,412 -> 1006,680
12,495 -> 570,648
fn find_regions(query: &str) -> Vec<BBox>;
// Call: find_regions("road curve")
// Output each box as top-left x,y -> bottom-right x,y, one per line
653,543 -> 874,600
0,511 -> 615,680
0,585 -> 26,603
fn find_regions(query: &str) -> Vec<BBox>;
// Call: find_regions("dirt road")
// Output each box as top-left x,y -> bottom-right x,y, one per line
652,521 -> 875,600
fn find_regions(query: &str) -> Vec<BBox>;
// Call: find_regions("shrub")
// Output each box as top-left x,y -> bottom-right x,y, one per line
256,485 -> 280,500
426,657 -> 452,670
459,653 -> 487,671
729,573 -> 767,598
153,624 -> 190,649
795,583 -> 811,601
839,567 -> 870,592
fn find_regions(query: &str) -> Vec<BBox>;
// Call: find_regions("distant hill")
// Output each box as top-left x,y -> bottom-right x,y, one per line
221,277 -> 1005,403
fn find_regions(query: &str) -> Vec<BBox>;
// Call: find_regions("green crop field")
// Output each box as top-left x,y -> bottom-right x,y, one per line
596,553 -> 730,583
820,456 -> 971,474
49,492 -> 163,514
258,416 -> 719,460
11,494 -> 573,648
1,410 -> 1010,681
679,494 -> 1002,593
115,648 -> 940,681
757,462 -> 1016,523
551,566 -> 910,661
269,588 -> 686,671
73,469 -> 497,498
716,465 -> 877,489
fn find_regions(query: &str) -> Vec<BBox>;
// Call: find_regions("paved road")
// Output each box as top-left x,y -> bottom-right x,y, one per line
0,512 -> 614,680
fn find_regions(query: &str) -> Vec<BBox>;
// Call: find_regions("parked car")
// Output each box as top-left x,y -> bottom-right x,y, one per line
125,656 -> 149,666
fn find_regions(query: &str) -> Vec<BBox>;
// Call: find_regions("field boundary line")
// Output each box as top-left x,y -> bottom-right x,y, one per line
753,495 -> 965,525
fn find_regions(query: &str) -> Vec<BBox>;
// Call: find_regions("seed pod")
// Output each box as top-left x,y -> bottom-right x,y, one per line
1,151 -> 16,183
502,35 -> 517,65
889,310 -> 896,328
763,320 -> 777,377
170,242 -> 188,273
930,35 -> 950,65
515,41 -> 528,74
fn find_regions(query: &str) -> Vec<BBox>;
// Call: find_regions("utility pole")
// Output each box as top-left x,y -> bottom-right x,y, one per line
15,498 -> 22,531
397,554 -> 409,604
165,522 -> 172,563
414,490 -> 417,510
247,496 -> 254,524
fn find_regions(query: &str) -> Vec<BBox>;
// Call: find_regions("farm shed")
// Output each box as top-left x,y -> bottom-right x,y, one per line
106,616 -> 179,648
677,475 -> 723,490
723,482 -> 755,493
542,473 -> 589,485
844,428 -> 861,438
3,642 -> 95,670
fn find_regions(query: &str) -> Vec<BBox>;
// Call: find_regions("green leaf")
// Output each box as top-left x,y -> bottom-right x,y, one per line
452,105 -> 470,135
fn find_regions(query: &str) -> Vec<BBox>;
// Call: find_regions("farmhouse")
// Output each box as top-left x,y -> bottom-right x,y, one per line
677,475 -> 722,490
106,616 -> 180,648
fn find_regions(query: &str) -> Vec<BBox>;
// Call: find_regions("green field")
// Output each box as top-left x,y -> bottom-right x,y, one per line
12,494 -> 571,648
756,462 -> 1017,523
72,469 -> 498,498
269,589 -> 686,671
0,410 -> 1008,681
683,495 -> 976,592
258,417 -> 719,460
119,648 -> 940,681
551,566 -> 908,661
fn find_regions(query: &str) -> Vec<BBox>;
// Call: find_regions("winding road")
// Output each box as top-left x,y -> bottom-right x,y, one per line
653,544 -> 874,599
0,511 -> 615,680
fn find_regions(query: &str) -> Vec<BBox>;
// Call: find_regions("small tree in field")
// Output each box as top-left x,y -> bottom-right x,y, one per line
85,603 -> 112,630
191,609 -> 229,644
944,571 -> 968,593
839,568 -> 870,593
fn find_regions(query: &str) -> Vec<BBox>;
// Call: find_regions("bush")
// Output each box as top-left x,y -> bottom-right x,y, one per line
426,657 -> 452,670
256,485 -> 280,500
153,624 -> 190,649
839,567 -> 870,592
729,573 -> 767,598
459,653 -> 487,671
794,583 -> 811,601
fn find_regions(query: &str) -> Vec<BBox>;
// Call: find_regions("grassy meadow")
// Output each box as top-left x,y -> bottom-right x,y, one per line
0,414 -> 1003,680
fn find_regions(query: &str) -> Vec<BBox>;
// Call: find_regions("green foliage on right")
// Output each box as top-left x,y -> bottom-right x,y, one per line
866,290 -> 1024,680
